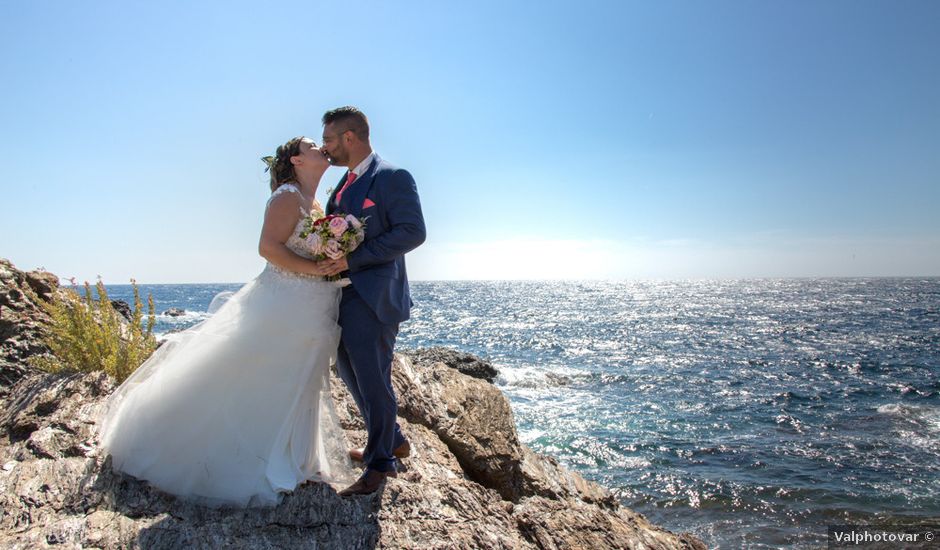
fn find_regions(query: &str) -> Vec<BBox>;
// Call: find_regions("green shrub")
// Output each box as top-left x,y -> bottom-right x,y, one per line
29,279 -> 156,383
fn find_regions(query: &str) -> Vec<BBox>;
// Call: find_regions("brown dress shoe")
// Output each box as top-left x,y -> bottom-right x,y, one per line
338,469 -> 398,497
348,440 -> 411,462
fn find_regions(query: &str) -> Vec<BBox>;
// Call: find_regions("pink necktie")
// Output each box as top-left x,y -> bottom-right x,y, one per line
335,171 -> 357,205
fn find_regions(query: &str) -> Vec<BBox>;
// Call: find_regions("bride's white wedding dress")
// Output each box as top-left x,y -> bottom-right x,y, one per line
98,184 -> 353,507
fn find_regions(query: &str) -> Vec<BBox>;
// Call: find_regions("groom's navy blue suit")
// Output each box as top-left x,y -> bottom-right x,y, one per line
326,155 -> 425,473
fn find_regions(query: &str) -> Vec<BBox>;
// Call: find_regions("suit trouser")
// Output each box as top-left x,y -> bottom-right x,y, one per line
335,285 -> 406,473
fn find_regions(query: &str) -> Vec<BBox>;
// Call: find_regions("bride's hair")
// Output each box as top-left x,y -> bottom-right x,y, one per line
266,137 -> 305,192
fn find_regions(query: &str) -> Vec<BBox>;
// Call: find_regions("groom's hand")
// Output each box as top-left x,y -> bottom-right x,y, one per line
326,257 -> 349,276
308,260 -> 338,277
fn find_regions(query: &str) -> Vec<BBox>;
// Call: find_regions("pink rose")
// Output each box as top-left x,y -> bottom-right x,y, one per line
324,239 -> 343,260
328,216 -> 348,238
344,214 -> 362,230
304,233 -> 324,254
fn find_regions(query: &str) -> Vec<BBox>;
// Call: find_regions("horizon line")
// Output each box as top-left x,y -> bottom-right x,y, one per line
89,275 -> 940,286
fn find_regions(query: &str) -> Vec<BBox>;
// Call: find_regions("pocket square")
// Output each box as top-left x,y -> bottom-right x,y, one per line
362,198 -> 376,208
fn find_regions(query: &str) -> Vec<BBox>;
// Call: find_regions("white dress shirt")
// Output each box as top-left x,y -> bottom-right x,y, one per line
350,152 -> 378,178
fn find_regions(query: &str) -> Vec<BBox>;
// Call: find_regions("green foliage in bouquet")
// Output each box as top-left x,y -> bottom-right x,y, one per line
28,279 -> 156,383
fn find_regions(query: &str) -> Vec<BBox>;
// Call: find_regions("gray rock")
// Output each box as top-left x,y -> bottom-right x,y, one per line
401,346 -> 499,382
0,259 -> 60,389
391,354 -> 613,505
0,258 -> 705,549
162,307 -> 185,317
110,300 -> 133,322
0,359 -> 704,549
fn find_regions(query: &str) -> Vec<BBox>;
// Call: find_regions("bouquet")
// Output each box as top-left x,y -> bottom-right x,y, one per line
298,212 -> 367,279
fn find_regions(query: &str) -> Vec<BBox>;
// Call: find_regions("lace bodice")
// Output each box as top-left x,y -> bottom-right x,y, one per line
265,184 -> 326,279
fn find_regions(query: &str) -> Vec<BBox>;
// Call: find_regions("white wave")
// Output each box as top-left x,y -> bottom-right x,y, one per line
496,364 -> 584,389
876,403 -> 904,415
616,456 -> 652,469
923,408 -> 940,436
156,310 -> 211,323
519,428 -> 546,443
877,403 -> 940,438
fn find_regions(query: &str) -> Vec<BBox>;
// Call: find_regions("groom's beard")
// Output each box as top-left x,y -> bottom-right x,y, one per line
325,147 -> 349,167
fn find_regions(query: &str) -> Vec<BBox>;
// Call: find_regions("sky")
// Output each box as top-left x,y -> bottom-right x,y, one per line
1,0 -> 938,282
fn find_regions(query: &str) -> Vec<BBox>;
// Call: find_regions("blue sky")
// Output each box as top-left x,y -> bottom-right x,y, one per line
1,1 -> 938,282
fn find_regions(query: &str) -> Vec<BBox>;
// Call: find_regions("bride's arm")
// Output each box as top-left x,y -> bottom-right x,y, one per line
258,194 -> 332,277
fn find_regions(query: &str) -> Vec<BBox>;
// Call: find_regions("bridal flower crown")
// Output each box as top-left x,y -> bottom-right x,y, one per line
261,155 -> 276,173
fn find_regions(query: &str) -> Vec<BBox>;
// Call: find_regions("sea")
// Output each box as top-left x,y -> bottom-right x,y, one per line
105,278 -> 940,548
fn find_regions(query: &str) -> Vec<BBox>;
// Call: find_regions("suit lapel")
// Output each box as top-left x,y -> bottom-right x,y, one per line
339,157 -> 378,218
326,172 -> 346,215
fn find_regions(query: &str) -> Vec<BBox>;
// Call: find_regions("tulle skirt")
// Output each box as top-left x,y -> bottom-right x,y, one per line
98,265 -> 354,507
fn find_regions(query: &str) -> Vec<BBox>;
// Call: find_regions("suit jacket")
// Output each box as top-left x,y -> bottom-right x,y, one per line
326,156 -> 426,325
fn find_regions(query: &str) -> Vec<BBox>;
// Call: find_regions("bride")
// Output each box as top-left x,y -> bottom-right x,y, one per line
98,137 -> 355,507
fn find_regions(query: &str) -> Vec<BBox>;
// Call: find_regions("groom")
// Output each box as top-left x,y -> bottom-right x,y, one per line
320,106 -> 426,496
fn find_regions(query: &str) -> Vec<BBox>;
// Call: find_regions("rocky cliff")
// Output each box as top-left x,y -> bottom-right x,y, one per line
0,259 -> 59,391
0,258 -> 705,549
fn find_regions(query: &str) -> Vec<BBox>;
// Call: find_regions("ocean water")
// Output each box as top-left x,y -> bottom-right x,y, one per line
106,278 -> 940,548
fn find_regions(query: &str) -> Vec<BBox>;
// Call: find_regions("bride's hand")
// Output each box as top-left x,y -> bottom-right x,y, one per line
326,257 -> 349,276
301,260 -> 329,277
305,259 -> 341,277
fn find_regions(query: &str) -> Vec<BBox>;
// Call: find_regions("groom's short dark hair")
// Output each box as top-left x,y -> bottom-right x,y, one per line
322,106 -> 370,140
